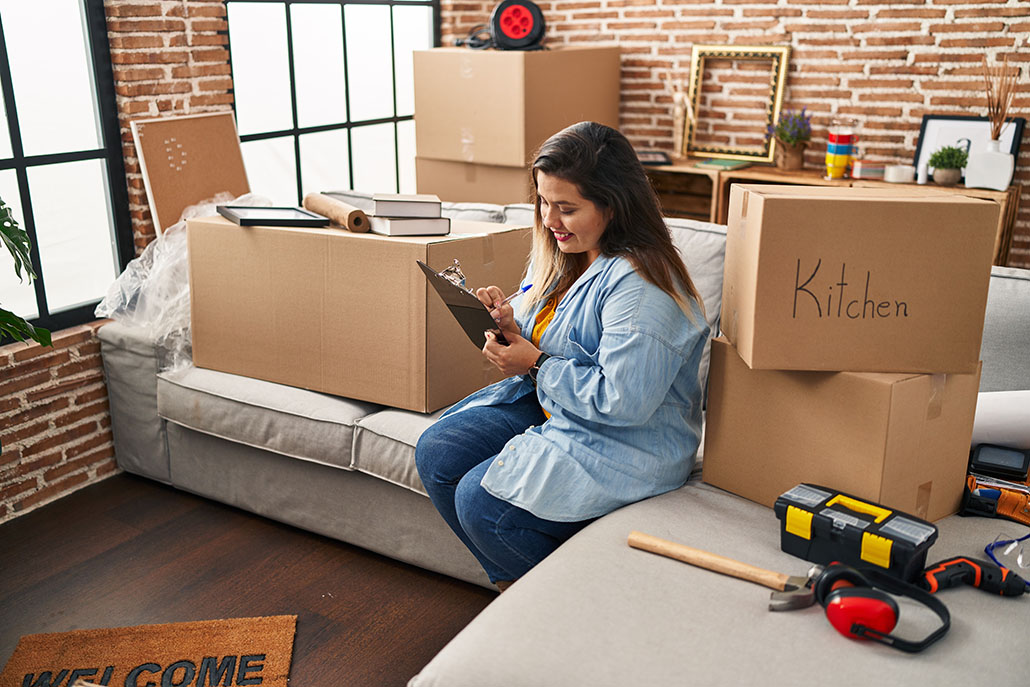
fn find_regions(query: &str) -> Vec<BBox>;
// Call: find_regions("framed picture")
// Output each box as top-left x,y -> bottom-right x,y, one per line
217,205 -> 330,227
913,115 -> 1025,178
636,150 -> 672,166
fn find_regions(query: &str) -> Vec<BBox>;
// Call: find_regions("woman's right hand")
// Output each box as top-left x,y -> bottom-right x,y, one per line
475,286 -> 520,337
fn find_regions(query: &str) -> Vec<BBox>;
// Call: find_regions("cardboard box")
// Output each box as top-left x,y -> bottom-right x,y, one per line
720,185 -> 999,373
188,216 -> 532,412
416,157 -> 534,205
413,46 -> 620,167
702,337 -> 981,521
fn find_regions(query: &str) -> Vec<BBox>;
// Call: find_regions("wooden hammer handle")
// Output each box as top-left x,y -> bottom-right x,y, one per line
628,531 -> 792,591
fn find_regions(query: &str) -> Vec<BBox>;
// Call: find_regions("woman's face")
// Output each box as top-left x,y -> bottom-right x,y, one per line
536,171 -> 609,265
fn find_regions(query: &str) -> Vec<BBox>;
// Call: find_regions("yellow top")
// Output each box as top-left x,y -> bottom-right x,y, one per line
531,296 -> 560,419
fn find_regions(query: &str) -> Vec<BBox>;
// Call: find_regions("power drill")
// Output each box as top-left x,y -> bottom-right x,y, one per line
919,556 -> 1027,596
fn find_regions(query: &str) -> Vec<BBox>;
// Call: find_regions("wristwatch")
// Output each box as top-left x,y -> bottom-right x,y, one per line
528,352 -> 551,385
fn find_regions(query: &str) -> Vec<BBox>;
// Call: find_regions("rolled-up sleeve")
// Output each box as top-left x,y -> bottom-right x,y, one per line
536,280 -> 696,426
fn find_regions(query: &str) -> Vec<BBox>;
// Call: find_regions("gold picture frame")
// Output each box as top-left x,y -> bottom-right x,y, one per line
683,45 -> 790,163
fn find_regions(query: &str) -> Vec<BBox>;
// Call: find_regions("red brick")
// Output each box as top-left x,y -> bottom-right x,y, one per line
65,430 -> 114,460
16,472 -> 89,511
111,51 -> 189,65
4,398 -> 70,430
21,422 -> 97,458
106,18 -> 186,32
864,36 -> 936,46
0,479 -> 37,501
876,9 -> 947,18
929,22 -> 1006,33
940,38 -> 1015,48
108,35 -> 164,49
0,371 -> 53,397
53,399 -> 110,429
106,2 -> 162,18
1,451 -> 62,481
955,8 -> 1030,18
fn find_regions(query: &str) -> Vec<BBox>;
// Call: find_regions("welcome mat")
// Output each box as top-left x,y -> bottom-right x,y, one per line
0,615 -> 296,687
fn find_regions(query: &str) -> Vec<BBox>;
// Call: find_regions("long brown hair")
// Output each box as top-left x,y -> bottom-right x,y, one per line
523,121 -> 703,316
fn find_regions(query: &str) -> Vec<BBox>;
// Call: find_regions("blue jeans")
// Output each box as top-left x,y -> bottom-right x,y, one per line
415,394 -> 594,584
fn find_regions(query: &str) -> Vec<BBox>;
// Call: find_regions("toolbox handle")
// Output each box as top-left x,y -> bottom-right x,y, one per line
826,494 -> 891,523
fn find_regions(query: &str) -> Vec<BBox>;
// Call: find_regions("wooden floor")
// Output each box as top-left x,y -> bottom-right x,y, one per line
0,473 -> 496,685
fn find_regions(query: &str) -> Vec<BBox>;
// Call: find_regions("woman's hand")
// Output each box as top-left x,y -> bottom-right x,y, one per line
475,286 -> 519,337
482,330 -> 541,377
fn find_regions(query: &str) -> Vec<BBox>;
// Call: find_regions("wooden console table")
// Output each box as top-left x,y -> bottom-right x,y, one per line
646,157 -> 1022,265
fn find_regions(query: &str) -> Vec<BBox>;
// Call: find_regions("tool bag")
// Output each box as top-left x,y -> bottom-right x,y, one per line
960,474 -> 1030,526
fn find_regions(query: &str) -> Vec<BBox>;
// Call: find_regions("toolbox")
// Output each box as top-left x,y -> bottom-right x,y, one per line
774,484 -> 939,582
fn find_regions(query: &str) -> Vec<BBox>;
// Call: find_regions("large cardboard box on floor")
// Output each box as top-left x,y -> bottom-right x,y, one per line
416,157 -> 533,205
702,337 -> 981,521
413,46 -> 620,167
188,216 -> 532,412
720,185 -> 999,374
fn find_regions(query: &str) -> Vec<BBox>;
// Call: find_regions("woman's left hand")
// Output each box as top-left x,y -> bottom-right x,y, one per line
483,330 -> 541,377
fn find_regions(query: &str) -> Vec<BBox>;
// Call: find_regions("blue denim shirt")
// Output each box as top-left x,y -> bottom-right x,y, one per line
443,254 -> 709,522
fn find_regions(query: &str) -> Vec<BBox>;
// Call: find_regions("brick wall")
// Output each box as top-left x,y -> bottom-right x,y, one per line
0,0 -> 233,524
443,0 -> 1030,268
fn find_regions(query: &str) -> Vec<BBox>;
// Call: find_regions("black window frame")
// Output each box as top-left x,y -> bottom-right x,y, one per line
224,0 -> 442,203
0,0 -> 132,339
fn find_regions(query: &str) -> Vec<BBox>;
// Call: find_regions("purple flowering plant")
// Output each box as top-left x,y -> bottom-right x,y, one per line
767,108 -> 812,147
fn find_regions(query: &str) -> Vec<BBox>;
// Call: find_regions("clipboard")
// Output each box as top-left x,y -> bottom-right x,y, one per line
417,260 -> 509,349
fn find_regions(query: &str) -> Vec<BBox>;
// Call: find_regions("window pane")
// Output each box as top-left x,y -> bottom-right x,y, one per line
0,171 -> 37,319
29,160 -> 117,313
351,123 -> 396,193
241,136 -> 298,205
1,0 -> 101,156
393,6 -> 433,118
398,120 -> 416,193
300,129 -> 350,196
228,2 -> 293,135
291,3 -> 348,128
0,87 -> 12,160
345,5 -> 394,122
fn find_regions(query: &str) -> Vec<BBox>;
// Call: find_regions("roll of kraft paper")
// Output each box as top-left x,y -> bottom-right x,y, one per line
302,193 -> 370,233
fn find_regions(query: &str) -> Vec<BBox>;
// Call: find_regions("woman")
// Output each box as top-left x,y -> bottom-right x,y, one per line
415,121 -> 709,591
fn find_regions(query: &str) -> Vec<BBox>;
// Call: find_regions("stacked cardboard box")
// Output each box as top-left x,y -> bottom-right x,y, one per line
702,185 -> 1000,521
188,216 -> 532,413
412,46 -> 621,205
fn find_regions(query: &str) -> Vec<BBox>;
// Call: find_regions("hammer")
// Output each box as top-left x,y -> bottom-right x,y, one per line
628,531 -> 820,611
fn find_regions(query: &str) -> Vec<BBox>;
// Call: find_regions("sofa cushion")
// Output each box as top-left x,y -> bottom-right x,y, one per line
351,408 -> 447,494
410,480 -> 1023,686
980,265 -> 1030,392
157,366 -> 381,470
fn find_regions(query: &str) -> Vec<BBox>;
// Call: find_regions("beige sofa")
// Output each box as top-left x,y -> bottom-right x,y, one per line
99,192 -> 1030,685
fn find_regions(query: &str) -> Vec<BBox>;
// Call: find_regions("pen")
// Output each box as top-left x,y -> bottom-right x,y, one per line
498,284 -> 532,307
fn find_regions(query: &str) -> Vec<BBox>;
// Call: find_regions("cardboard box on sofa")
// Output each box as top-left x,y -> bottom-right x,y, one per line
720,185 -> 999,374
187,216 -> 532,413
413,46 -> 620,167
416,157 -> 533,205
701,337 -> 981,522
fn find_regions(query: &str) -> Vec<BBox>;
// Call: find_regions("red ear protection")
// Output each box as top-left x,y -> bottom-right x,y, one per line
809,564 -> 950,652
815,565 -> 900,641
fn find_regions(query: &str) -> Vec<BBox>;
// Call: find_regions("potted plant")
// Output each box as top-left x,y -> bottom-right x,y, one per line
965,54 -> 1016,191
1,197 -> 51,346
767,108 -> 812,170
928,146 -> 968,186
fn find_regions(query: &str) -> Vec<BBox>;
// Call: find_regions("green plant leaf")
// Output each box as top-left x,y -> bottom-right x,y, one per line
0,196 -> 37,283
0,306 -> 51,346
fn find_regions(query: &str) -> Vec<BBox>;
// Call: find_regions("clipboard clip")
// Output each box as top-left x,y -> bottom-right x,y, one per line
437,259 -> 468,290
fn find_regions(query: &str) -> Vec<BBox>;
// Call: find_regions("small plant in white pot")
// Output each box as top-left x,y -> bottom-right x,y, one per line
928,146 -> 968,187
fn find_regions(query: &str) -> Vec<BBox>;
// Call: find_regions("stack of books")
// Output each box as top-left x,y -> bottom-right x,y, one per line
369,193 -> 450,236
851,160 -> 886,180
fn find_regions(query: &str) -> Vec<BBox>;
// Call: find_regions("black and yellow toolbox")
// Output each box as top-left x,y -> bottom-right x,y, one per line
774,484 -> 939,582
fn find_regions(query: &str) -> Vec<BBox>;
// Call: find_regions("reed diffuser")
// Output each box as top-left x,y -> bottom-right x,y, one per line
965,54 -> 1017,191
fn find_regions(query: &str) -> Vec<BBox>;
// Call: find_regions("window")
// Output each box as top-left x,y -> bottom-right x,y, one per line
226,0 -> 439,204
0,0 -> 131,337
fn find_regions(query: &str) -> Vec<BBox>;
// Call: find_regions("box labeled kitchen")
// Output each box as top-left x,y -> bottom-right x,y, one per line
720,185 -> 999,373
